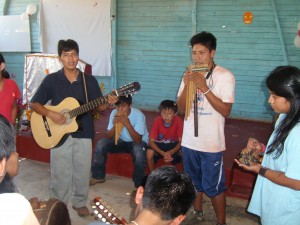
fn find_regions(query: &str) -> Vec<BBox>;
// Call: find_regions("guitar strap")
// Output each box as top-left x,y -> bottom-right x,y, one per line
82,71 -> 89,103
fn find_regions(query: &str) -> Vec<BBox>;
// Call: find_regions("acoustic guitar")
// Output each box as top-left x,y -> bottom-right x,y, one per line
30,82 -> 140,149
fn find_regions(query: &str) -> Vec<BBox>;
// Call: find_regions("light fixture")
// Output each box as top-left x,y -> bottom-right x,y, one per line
20,4 -> 37,20
26,4 -> 37,16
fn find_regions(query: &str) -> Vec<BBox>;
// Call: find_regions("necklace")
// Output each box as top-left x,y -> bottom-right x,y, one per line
131,221 -> 139,225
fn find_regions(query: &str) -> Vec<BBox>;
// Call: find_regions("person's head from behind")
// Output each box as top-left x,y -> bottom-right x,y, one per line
57,39 -> 79,70
266,65 -> 300,158
135,166 -> 196,224
190,31 -> 216,66
0,114 -> 18,192
115,95 -> 132,115
158,100 -> 178,126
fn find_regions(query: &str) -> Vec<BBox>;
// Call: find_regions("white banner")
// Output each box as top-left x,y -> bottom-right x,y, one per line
39,0 -> 111,76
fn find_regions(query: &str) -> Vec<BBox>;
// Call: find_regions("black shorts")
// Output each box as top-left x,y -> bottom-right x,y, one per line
151,142 -> 182,165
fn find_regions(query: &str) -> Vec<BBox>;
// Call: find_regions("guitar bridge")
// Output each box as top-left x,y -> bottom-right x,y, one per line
42,116 -> 52,137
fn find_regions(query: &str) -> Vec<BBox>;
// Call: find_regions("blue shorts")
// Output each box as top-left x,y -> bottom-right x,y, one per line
182,146 -> 226,197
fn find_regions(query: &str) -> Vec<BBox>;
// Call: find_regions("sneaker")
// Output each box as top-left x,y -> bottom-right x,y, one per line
193,210 -> 204,221
89,178 -> 106,186
72,206 -> 90,217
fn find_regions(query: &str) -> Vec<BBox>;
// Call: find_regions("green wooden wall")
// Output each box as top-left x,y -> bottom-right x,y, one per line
1,0 -> 300,121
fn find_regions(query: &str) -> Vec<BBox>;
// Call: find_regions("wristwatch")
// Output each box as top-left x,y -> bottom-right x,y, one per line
259,166 -> 268,177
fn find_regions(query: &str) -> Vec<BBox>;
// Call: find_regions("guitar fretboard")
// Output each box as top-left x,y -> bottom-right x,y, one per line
68,95 -> 108,118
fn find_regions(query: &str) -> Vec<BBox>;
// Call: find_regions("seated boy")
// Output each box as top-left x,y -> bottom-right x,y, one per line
147,100 -> 183,172
90,95 -> 149,188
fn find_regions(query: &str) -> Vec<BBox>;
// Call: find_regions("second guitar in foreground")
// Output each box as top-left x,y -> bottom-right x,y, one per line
30,82 -> 140,149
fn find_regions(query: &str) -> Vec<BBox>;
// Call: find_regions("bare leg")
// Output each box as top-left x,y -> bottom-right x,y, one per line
194,192 -> 203,211
146,149 -> 155,172
211,192 -> 226,224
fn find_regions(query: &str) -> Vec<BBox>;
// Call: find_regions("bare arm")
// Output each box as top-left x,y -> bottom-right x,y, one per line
121,115 -> 142,144
235,159 -> 300,190
189,70 -> 232,117
104,126 -> 116,139
11,100 -> 18,125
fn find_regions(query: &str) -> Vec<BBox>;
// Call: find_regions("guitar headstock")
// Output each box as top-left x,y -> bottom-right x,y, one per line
92,196 -> 127,225
114,82 -> 141,97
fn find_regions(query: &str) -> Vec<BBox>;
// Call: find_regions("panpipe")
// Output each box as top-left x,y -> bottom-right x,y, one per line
114,112 -> 126,145
185,64 -> 208,120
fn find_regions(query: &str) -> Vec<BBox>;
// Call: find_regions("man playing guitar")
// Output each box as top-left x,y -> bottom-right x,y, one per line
30,39 -> 117,217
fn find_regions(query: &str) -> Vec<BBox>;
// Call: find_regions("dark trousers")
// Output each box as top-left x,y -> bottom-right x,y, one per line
91,138 -> 147,187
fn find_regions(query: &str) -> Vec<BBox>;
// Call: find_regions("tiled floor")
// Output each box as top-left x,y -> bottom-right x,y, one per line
14,158 -> 260,225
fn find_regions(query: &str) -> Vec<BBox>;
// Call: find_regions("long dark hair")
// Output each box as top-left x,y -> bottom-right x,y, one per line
266,65 -> 300,158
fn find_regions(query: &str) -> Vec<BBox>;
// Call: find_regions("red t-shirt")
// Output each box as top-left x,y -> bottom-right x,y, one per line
0,79 -> 21,123
149,115 -> 183,143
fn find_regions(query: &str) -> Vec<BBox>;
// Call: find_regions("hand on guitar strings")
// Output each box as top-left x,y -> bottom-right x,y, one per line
47,110 -> 67,125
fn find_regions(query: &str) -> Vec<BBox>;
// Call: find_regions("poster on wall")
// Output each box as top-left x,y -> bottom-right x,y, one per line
39,0 -> 111,76
0,15 -> 31,52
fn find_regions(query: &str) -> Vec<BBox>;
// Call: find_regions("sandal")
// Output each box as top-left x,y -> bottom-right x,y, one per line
89,178 -> 106,186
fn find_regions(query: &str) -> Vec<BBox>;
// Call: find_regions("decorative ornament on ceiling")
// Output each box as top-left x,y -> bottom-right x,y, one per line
294,22 -> 300,48
244,12 -> 253,24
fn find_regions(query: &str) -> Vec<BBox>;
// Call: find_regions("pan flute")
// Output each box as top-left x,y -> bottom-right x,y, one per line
185,64 -> 208,120
114,112 -> 126,145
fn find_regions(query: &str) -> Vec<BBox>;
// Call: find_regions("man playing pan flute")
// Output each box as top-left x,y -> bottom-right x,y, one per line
176,32 -> 235,225
90,95 -> 149,188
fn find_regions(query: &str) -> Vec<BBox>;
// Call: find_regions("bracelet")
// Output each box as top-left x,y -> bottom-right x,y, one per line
258,166 -> 268,177
203,88 -> 211,95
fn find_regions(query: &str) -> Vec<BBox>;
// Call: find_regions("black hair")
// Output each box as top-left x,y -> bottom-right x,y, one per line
190,31 -> 217,52
142,166 -> 196,220
0,53 -> 9,78
266,65 -> 300,158
0,174 -> 16,193
158,100 -> 178,113
57,39 -> 79,56
115,95 -> 132,106
0,53 -> 5,64
0,114 -> 17,193
0,114 -> 16,159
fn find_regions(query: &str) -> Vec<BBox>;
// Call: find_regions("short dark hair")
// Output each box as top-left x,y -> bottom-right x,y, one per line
142,166 -> 196,220
190,31 -> 217,52
0,114 -> 17,193
158,100 -> 178,113
115,95 -> 132,106
0,114 -> 15,160
57,39 -> 79,56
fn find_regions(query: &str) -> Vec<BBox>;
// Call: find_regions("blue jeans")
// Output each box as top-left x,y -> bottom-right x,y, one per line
91,138 -> 147,187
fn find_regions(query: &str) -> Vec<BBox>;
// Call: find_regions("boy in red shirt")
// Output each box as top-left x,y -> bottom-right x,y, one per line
147,100 -> 183,172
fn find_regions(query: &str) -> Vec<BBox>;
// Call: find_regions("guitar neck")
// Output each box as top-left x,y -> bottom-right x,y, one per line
68,95 -> 108,118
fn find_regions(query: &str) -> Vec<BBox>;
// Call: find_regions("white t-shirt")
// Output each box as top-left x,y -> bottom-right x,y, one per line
0,193 -> 40,225
177,65 -> 235,152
